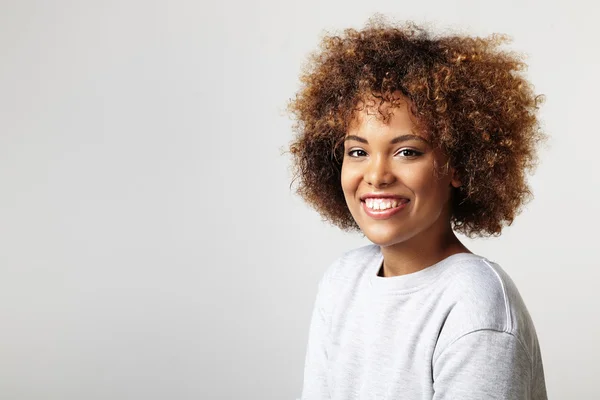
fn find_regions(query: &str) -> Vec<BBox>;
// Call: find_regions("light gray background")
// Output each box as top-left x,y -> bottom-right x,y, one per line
0,1 -> 598,399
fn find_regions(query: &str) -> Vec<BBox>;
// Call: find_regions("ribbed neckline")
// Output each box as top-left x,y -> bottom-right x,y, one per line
367,246 -> 487,294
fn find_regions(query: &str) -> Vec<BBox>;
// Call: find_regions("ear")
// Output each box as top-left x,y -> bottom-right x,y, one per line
449,166 -> 462,188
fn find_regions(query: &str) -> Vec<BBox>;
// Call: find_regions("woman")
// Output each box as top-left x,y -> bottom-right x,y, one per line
287,16 -> 547,400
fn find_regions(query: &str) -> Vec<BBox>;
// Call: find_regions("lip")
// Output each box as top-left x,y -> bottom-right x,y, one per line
361,199 -> 409,220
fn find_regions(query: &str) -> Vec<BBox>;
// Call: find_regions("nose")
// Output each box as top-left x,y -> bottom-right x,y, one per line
365,155 -> 395,188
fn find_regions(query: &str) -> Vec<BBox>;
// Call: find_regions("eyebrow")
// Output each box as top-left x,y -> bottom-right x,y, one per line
344,134 -> 429,145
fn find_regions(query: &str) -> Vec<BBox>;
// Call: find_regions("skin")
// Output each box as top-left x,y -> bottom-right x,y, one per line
341,94 -> 471,277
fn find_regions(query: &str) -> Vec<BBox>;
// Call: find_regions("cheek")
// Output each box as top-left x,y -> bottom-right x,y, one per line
397,165 -> 431,192
340,165 -> 359,195
401,166 -> 445,198
411,170 -> 452,206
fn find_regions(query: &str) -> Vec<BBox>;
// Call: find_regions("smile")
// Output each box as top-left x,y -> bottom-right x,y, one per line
361,198 -> 409,220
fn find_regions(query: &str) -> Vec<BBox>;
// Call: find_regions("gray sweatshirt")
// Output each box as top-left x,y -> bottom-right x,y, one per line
299,244 -> 547,399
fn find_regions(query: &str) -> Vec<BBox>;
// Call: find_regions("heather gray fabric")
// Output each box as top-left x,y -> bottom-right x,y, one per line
299,244 -> 547,400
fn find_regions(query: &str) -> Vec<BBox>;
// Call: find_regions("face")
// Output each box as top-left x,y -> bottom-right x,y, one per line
341,96 -> 461,247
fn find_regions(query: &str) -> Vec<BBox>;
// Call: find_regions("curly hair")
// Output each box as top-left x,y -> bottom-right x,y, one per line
287,16 -> 545,237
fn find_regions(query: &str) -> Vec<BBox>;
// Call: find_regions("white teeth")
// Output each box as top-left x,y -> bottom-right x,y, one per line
364,198 -> 404,211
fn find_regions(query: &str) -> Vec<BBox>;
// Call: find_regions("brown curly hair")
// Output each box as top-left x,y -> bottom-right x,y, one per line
287,16 -> 545,237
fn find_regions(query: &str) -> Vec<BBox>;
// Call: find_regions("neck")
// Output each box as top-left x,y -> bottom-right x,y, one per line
379,223 -> 470,278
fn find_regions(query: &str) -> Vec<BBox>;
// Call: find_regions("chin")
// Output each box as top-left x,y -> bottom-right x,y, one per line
360,225 -> 414,248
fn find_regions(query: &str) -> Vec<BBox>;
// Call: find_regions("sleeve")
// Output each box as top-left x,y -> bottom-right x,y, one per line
432,329 -> 533,400
299,261 -> 337,400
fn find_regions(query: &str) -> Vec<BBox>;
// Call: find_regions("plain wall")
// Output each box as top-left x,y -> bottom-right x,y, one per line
0,0 -> 598,399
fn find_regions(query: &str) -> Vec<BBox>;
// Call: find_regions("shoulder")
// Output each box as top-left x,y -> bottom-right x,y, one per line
329,243 -> 380,282
316,243 -> 379,295
434,255 -> 539,364
443,256 -> 516,331
311,243 -> 379,315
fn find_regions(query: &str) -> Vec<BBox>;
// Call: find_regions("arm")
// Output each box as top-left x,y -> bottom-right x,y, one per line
299,265 -> 335,400
432,329 -> 534,400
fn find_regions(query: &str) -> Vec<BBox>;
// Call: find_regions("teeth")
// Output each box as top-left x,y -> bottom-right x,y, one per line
364,198 -> 404,211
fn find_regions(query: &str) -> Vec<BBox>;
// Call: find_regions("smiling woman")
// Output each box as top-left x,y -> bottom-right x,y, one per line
287,15 -> 547,400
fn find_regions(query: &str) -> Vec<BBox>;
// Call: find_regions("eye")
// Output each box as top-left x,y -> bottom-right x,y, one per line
347,149 -> 367,158
396,149 -> 423,158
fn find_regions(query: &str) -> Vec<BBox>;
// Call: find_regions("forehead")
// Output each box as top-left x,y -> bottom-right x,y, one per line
347,96 -> 424,138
